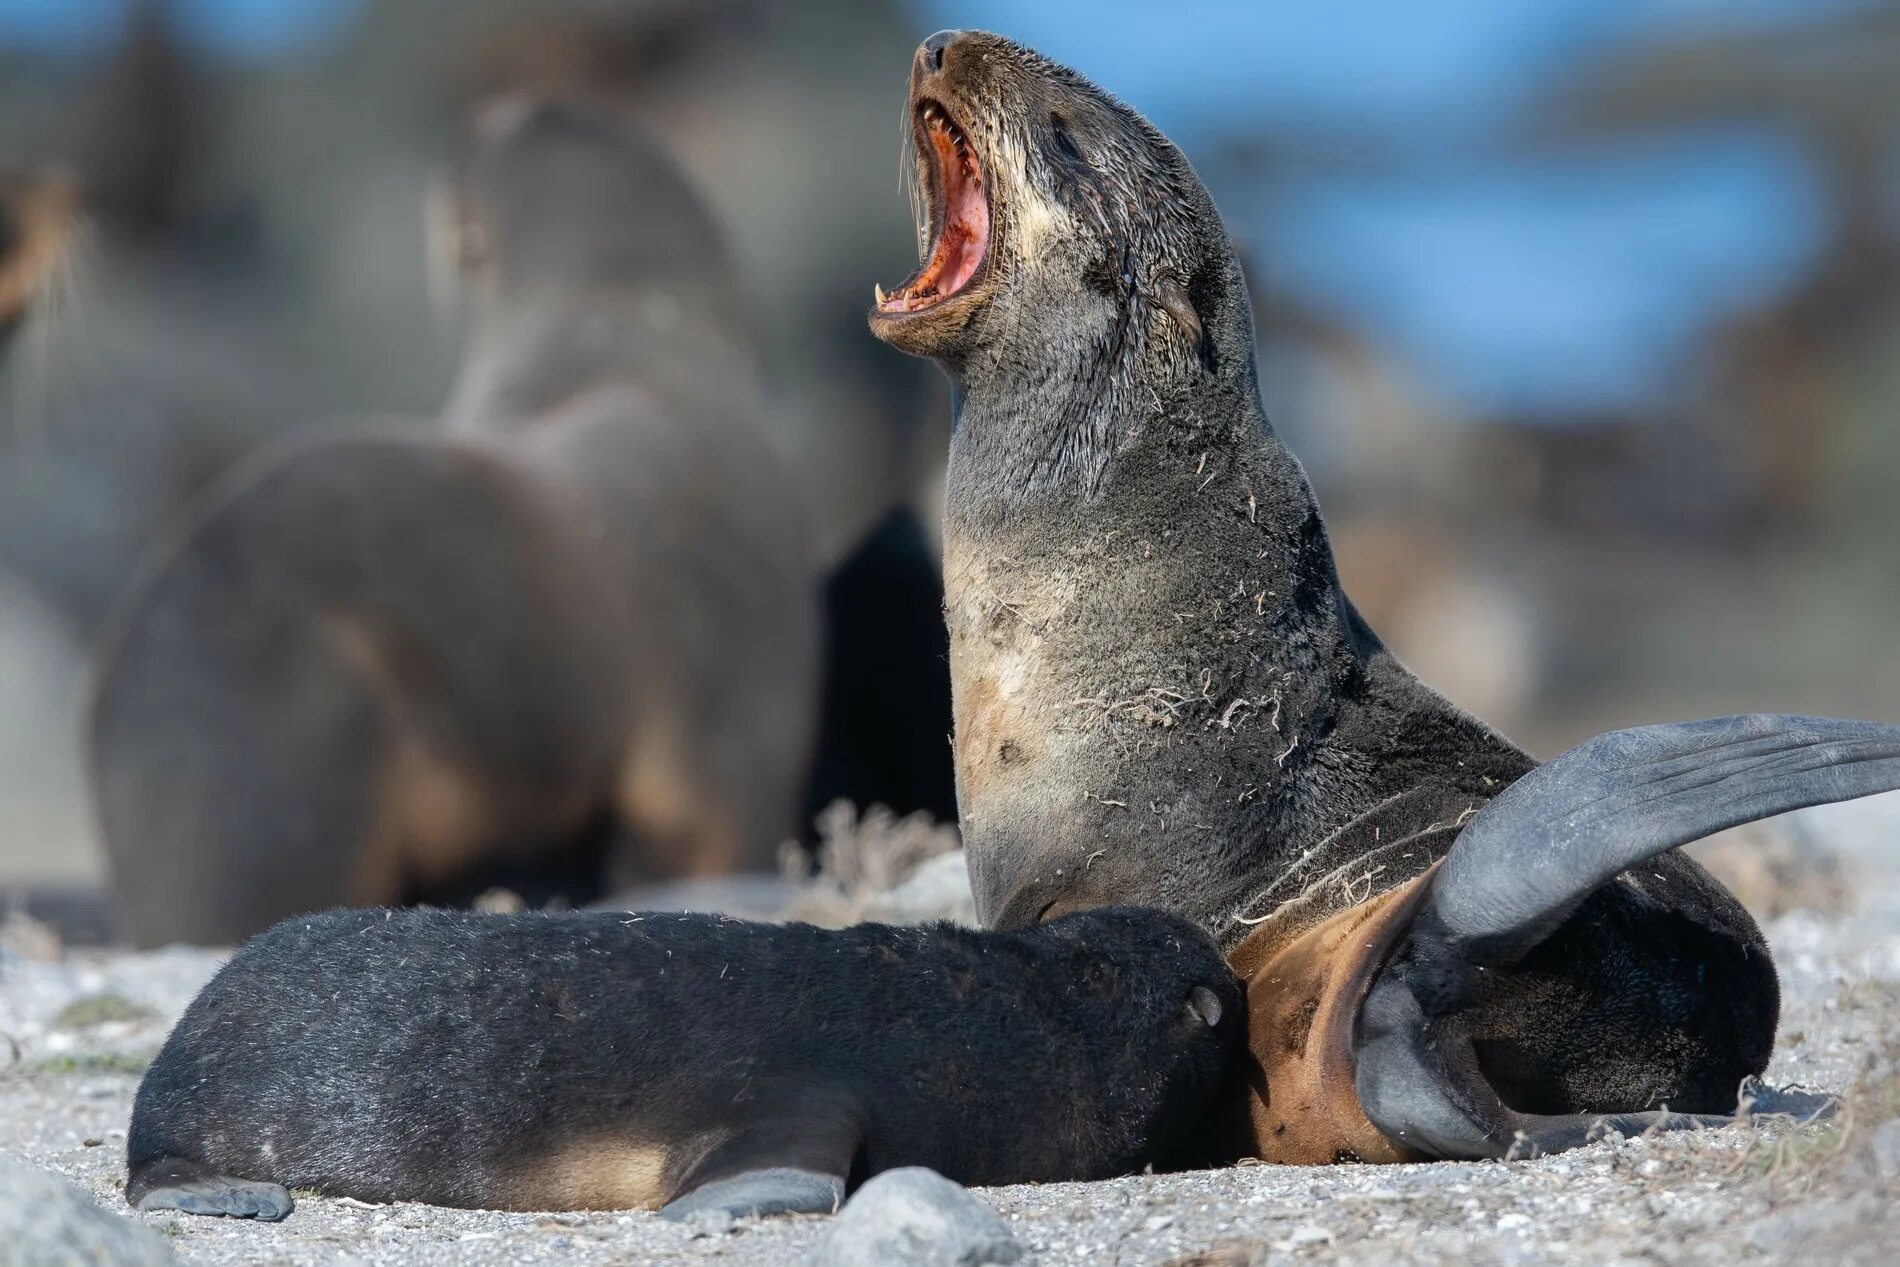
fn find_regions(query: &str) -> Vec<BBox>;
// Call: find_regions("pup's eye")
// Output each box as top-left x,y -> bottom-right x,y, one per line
1050,113 -> 1084,164
1183,985 -> 1223,1028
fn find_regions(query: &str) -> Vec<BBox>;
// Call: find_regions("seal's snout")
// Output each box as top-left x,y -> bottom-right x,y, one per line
917,30 -> 961,79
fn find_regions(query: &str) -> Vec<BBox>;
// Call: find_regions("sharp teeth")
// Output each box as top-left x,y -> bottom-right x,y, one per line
875,283 -> 887,305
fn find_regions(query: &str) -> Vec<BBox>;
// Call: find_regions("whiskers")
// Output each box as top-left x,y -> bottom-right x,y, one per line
897,101 -> 925,258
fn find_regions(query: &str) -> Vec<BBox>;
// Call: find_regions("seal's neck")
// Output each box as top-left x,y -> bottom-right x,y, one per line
940,307 -> 1529,941
442,284 -> 752,433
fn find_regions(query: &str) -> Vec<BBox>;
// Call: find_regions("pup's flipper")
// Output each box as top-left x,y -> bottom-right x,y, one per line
1356,714 -> 1900,1160
660,1168 -> 846,1220
126,1155 -> 294,1221
659,1094 -> 860,1220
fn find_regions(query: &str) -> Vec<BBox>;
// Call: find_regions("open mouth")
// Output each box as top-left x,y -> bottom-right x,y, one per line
875,99 -> 990,316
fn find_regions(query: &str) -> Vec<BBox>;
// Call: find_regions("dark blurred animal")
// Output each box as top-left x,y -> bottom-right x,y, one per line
126,905 -> 1238,1220
869,30 -> 1803,1162
91,98 -> 818,947
803,506 -> 958,828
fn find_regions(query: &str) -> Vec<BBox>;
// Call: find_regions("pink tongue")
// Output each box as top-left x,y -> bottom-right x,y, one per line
940,170 -> 989,294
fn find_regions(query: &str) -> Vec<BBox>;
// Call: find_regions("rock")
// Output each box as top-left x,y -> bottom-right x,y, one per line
682,1207 -> 737,1238
0,1156 -> 177,1266
1872,1118 -> 1900,1181
1278,1224 -> 1333,1249
805,1168 -> 1023,1267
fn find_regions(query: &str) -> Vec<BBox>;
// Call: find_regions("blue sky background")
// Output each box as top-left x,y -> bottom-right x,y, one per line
0,0 -> 1876,420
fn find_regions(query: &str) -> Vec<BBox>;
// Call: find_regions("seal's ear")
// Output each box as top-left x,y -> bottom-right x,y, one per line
1152,276 -> 1206,365
1185,985 -> 1223,1028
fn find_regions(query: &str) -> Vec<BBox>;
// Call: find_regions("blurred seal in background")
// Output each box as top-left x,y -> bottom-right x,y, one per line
90,97 -> 819,947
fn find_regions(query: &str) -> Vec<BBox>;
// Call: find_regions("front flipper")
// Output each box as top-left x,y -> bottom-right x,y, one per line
126,1155 -> 294,1221
1355,713 -> 1900,1160
659,1091 -> 862,1221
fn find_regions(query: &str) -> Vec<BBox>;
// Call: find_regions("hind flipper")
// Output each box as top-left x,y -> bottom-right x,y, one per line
127,1156 -> 293,1221
1354,714 -> 1900,1160
1428,713 -> 1900,968
659,1093 -> 859,1220
660,1168 -> 845,1220
1232,715 -> 1900,1164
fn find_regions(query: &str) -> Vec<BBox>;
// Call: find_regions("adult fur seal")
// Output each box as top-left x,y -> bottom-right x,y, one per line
866,31 -> 1870,1162
125,905 -> 1238,1220
91,98 -> 819,947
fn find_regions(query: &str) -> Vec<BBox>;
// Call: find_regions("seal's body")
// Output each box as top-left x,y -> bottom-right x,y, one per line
868,31 -> 1794,1160
91,100 -> 819,947
126,905 -> 1238,1220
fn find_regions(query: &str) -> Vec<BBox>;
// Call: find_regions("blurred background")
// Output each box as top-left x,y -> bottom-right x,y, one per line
2,0 -> 1897,896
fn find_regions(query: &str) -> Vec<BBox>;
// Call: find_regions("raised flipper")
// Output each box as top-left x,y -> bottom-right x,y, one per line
658,1093 -> 861,1220
1355,714 -> 1900,1160
126,1155 -> 294,1221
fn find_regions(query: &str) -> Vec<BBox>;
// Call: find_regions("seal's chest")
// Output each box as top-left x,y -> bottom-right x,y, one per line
946,583 -> 1048,805
941,544 -> 1081,805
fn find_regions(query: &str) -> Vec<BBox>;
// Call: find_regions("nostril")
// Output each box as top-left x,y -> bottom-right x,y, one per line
922,29 -> 956,73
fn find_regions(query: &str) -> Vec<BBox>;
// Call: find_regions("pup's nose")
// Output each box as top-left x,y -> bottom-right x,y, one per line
919,30 -> 960,76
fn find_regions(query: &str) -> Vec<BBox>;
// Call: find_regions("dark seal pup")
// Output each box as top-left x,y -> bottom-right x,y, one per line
125,906 -> 1239,1221
867,31 -> 1835,1162
90,97 -> 819,947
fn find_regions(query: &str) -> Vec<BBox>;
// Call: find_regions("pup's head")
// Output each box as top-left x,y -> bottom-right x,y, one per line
1032,906 -> 1242,1168
449,95 -> 726,300
867,31 -> 1241,386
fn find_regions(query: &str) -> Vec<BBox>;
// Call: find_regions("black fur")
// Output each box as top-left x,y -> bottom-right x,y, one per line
802,507 -> 958,827
127,906 -> 1239,1217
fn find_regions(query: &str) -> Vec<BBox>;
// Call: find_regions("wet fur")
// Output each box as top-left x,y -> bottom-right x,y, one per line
91,101 -> 819,947
127,906 -> 1240,1212
872,32 -> 1776,1124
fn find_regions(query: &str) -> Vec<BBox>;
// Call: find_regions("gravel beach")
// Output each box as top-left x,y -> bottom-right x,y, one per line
2,795 -> 1895,1266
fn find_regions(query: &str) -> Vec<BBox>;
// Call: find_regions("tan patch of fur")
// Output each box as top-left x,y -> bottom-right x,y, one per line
941,543 -> 1075,808
988,130 -> 1066,261
614,722 -> 742,878
0,177 -> 74,327
511,1138 -> 673,1211
323,616 -> 494,902
1227,868 -> 1440,1164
